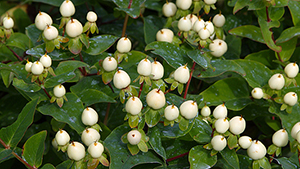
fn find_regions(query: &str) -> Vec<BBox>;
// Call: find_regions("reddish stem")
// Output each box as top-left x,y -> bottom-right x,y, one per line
138,81 -> 144,98
128,0 -> 133,8
0,138 -> 9,149
108,83 -> 115,93
85,73 -> 98,76
164,88 -> 171,95
104,103 -> 111,125
298,149 -> 300,166
166,152 -> 189,162
269,153 -> 275,163
1,60 -> 11,64
6,46 -> 23,61
79,53 -> 87,76
43,88 -> 52,99
183,62 -> 196,99
266,7 -> 271,22
211,128 -> 215,137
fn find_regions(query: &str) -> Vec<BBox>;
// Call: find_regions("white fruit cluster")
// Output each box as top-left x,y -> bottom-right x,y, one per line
113,70 -> 131,89
86,11 -> 97,22
164,101 -> 199,121
162,2 -> 177,17
238,136 -> 267,160
66,19 -> 83,38
25,53 -> 53,75
60,0 -> 75,17
35,11 -> 53,31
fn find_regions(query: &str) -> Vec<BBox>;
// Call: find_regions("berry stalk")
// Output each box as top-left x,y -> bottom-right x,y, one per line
183,61 -> 196,99
138,81 -> 144,98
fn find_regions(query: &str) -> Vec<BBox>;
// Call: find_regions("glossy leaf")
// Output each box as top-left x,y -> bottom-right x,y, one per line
220,147 -> 240,169
76,89 -> 116,106
55,60 -> 88,75
144,15 -> 165,44
148,126 -> 167,160
38,93 -> 85,134
288,0 -> 300,26
44,72 -> 76,88
258,17 -> 281,52
245,49 -> 279,69
0,99 -> 38,148
29,0 -> 84,6
25,24 -> 42,46
187,50 -> 211,69
276,26 -> 300,43
276,37 -> 297,62
276,157 -> 299,169
12,78 -> 41,92
22,130 -> 47,168
0,149 -> 13,163
104,124 -> 163,168
189,145 -> 217,169
229,25 -> 264,43
84,35 -> 118,55
156,118 -> 195,138
224,35 -> 242,59
233,0 -> 266,14
145,107 -> 161,127
40,163 -> 56,169
6,33 -> 32,50
112,0 -> 145,18
189,117 -> 212,144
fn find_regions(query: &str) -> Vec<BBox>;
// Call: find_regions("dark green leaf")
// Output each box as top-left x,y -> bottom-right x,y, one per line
229,25 -> 264,43
276,157 -> 298,169
55,60 -> 88,75
40,163 -> 56,169
276,26 -> 300,43
258,17 -> 281,52
276,37 -> 297,62
84,35 -> 118,55
156,118 -> 195,138
13,9 -> 32,34
224,35 -> 242,59
220,147 -> 240,169
44,72 -> 76,88
148,127 -> 167,160
238,154 -> 252,168
288,0 -> 300,26
144,15 -> 165,44
12,78 -> 41,92
245,49 -> 279,69
145,107 -> 161,127
0,99 -> 38,148
68,37 -> 82,55
28,0 -> 84,6
22,130 -> 47,168
189,117 -> 212,144
0,149 -> 12,163
6,33 -> 32,50
187,50 -> 211,69
25,24 -> 42,46
38,93 -> 85,134
273,0 -> 289,7
233,0 -> 266,13
76,89 -> 116,106
112,0 -> 145,18
189,145 -> 217,169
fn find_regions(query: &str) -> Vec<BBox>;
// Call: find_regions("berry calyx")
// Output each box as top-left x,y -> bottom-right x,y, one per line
251,87 -> 263,99
25,60 -> 33,73
66,18 -> 83,38
229,116 -> 246,135
55,129 -> 70,146
81,128 -> 101,146
283,92 -> 298,106
272,129 -> 288,147
102,57 -> 117,72
127,130 -> 142,145
238,136 -> 252,149
137,58 -> 152,76
214,118 -> 229,134
31,61 -> 44,75
247,140 -> 266,160
211,135 -> 227,151
67,141 -> 85,161
209,39 -> 228,57
60,0 -> 75,17
35,11 -> 53,31
146,88 -> 166,109
43,25 -> 58,41
125,96 -> 143,115
178,17 -> 192,32
40,53 -> 52,68
81,107 -> 99,126
176,0 -> 192,10
151,60 -> 164,80
113,70 -> 131,89
162,2 -> 177,17
213,103 -> 227,119
53,84 -> 66,98
291,122 -> 300,139
212,13 -> 226,28
88,142 -> 104,158
201,105 -> 211,117
268,73 -> 285,90
284,62 -> 299,78
180,100 -> 198,119
116,37 -> 132,53
86,11 -> 97,22
164,104 -> 179,121
156,28 -> 174,43
174,64 -> 190,84
3,16 -> 14,29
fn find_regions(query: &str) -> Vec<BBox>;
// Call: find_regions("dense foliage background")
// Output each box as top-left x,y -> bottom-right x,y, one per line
0,0 -> 300,168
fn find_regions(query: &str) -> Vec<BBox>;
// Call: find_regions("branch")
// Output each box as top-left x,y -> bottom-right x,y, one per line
6,45 -> 23,61
138,81 -> 144,98
166,152 -> 189,163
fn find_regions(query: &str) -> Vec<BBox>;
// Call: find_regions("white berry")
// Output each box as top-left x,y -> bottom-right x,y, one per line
60,0 -> 75,17
146,88 -> 166,109
251,87 -> 263,99
82,107 -> 98,126
151,60 -> 164,80
81,128 -> 100,146
284,63 -> 299,78
268,73 -> 285,90
53,84 -> 66,98
239,136 -> 252,149
102,57 -> 117,72
198,27 -> 211,40
55,129 -> 70,146
39,53 -> 52,68
291,122 -> 300,139
211,135 -> 227,151
43,25 -> 58,41
31,61 -> 44,75
125,96 -> 143,115
215,118 -> 229,134
213,103 -> 227,119
116,37 -> 132,53
137,58 -> 152,76
66,19 -> 83,38
88,142 -> 104,158
162,2 -> 177,17
205,21 -> 214,35
52,138 -> 58,149
176,0 -> 192,10
86,11 -> 97,22
193,18 -> 205,32
213,14 -> 226,27
174,65 -> 190,84
201,105 -> 211,117
67,142 -> 85,161
164,104 -> 179,121
113,70 -> 131,89
35,11 -> 53,31
25,61 -> 33,73
3,16 -> 14,29
127,130 -> 142,145
180,100 -> 198,119
247,140 -> 266,160
204,0 -> 217,5
178,17 -> 192,32
209,39 -> 228,57
272,129 -> 288,147
229,116 -> 246,135
156,28 -> 174,43
186,14 -> 197,26
283,92 -> 298,106
296,131 -> 300,144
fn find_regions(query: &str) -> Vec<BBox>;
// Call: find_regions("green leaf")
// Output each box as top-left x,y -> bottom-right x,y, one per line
68,37 -> 82,55
143,15 -> 165,44
258,17 -> 281,52
187,50 -> 211,69
245,49 -> 279,69
0,99 -> 38,148
148,126 -> 167,160
112,0 -> 145,18
38,93 -> 85,134
227,134 -> 238,149
28,0 -> 84,6
156,118 -> 195,138
0,149 -> 13,163
84,35 -> 118,55
145,41 -> 192,69
55,60 -> 88,75
56,160 -> 73,169
229,25 -> 264,43
6,33 -> 32,50
220,147 -> 240,169
258,157 -> 271,169
189,117 -> 212,144
26,44 -> 74,61
233,0 -> 266,14
276,37 -> 297,62
288,0 -> 300,26
44,72 -> 76,88
224,35 -> 242,59
22,130 -> 47,168
275,157 -> 298,169
25,24 -> 42,46
199,77 -> 251,111
276,26 -> 300,43
104,124 -> 163,168
12,78 -> 41,92
76,89 -> 116,106
189,145 -> 217,169
40,163 -> 56,169
145,107 -> 161,127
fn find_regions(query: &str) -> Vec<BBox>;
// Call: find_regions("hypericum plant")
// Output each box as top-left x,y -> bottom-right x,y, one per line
1,0 -> 300,169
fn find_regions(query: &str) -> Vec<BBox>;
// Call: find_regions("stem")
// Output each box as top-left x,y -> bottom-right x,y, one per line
164,88 -> 171,95
138,81 -> 144,98
43,88 -> 51,99
166,152 -> 189,162
6,46 -> 23,61
0,138 -> 9,149
298,149 -> 300,166
104,103 -> 111,125
12,151 -> 37,169
183,62 -> 196,99
79,53 -> 87,76
121,14 -> 129,37
85,73 -> 98,76
211,128 -> 215,137
108,83 -> 115,93
269,153 -> 275,163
